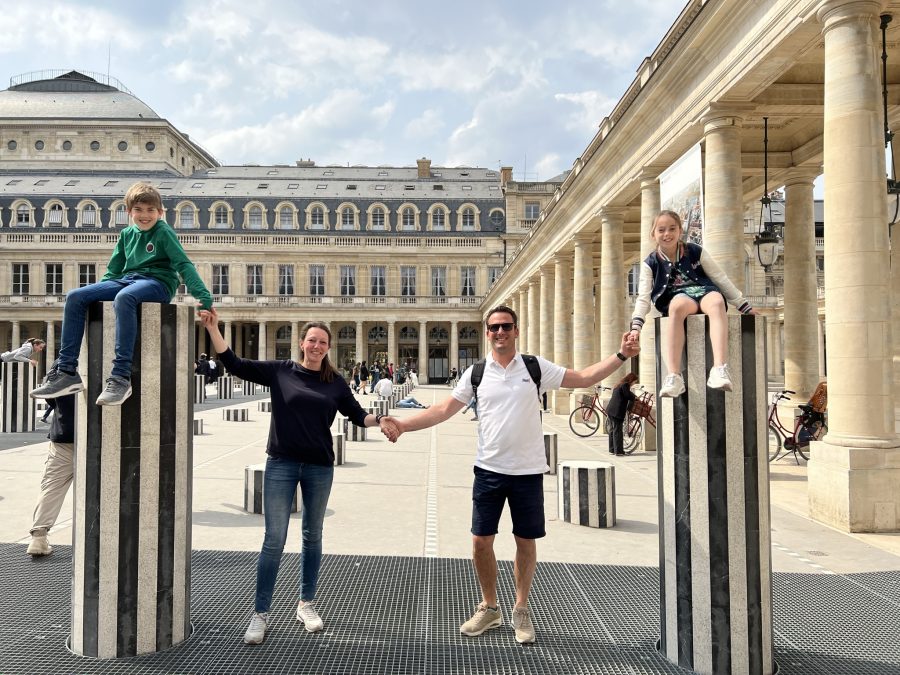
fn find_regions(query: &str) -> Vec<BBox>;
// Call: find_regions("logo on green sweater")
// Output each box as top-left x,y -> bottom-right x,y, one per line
146,243 -> 155,253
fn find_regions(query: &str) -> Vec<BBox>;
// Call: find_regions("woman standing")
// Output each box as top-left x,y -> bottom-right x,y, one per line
606,373 -> 638,456
200,309 -> 391,645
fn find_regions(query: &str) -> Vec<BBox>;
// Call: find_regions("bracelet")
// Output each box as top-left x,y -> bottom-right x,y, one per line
615,352 -> 627,362
375,413 -> 386,424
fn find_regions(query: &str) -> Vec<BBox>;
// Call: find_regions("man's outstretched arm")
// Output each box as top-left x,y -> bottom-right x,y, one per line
384,395 -> 466,441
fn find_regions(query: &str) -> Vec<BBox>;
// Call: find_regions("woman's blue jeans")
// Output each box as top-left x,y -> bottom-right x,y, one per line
57,274 -> 170,379
255,456 -> 334,613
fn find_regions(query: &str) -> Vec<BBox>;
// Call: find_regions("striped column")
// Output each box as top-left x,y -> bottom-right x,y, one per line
258,401 -> 272,413
194,375 -> 206,405
217,376 -> 233,399
333,432 -> 346,465
244,463 -> 298,514
71,302 -> 193,659
558,460 -> 615,527
1,361 -> 36,432
241,380 -> 256,396
655,315 -> 773,675
350,424 -> 367,442
224,408 -> 249,422
543,432 -> 558,475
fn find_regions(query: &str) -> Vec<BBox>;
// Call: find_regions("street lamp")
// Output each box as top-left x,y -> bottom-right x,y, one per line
754,116 -> 781,270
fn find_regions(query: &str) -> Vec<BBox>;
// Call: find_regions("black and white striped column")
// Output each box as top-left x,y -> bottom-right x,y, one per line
224,408 -> 249,422
244,463 -> 298,514
71,302 -> 193,658
241,380 -> 256,396
333,432 -> 346,465
217,376 -> 233,399
350,424 -> 367,442
194,375 -> 206,405
558,460 -> 615,527
543,431 -> 558,475
258,401 -> 272,413
655,315 -> 773,675
1,361 -> 36,432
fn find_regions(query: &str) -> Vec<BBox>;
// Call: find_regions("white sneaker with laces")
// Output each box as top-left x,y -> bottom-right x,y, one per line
707,364 -> 733,392
659,373 -> 686,398
296,600 -> 324,632
244,612 -> 268,645
27,533 -> 52,556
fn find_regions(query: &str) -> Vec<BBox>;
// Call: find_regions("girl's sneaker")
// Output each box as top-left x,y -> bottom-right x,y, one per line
659,373 -> 686,398
707,365 -> 733,392
296,600 -> 324,632
244,612 -> 268,645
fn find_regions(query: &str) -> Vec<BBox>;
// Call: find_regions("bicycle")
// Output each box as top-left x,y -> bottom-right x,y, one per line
568,387 -> 656,454
767,389 -> 828,463
620,389 -> 657,453
568,386 -> 613,437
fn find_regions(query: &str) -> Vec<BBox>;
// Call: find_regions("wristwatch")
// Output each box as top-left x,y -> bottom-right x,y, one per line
615,352 -> 627,362
375,413 -> 387,424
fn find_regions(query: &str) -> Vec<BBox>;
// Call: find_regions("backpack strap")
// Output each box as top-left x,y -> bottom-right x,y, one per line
470,359 -> 487,407
521,354 -> 542,402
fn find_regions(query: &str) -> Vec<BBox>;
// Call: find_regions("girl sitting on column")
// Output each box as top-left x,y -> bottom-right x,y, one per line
629,210 -> 756,398
1,338 -> 45,366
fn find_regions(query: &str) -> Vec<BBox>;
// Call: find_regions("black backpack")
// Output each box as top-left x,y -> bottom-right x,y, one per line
470,354 -> 542,407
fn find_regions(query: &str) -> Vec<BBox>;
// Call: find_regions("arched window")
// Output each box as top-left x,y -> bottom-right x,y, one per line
275,325 -> 291,340
429,327 -> 449,340
81,203 -> 97,226
399,326 -> 419,341
16,203 -> 31,225
402,207 -> 415,231
179,205 -> 196,228
47,203 -> 64,226
279,206 -> 293,229
114,204 -> 129,226
371,207 -> 386,230
311,206 -> 325,229
247,205 -> 263,229
368,326 -> 387,341
214,205 -> 229,228
462,208 -> 475,230
341,206 -> 355,230
432,208 -> 446,231
460,327 -> 478,340
338,326 -> 356,340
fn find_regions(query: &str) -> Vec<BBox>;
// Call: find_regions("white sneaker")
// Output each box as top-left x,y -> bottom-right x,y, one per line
296,600 -> 324,632
659,373 -> 686,398
243,612 -> 268,644
27,533 -> 52,556
707,365 -> 733,392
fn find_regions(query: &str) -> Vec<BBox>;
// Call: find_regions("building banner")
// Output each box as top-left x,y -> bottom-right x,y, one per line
659,143 -> 704,246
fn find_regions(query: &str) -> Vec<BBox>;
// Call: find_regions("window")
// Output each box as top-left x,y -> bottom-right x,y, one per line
288,183 -> 299,189
90,141 -> 100,151
310,206 -> 325,229
433,184 -> 443,191
525,201 -> 540,219
247,205 -> 264,229
81,204 -> 97,226
214,205 -> 229,228
341,206 -> 355,230
338,326 -> 356,340
371,207 -> 385,230
402,207 -> 415,231
432,208 -> 445,231
401,266 -> 416,296
375,184 -> 386,190
378,171 -> 388,177
65,180 -> 79,187
180,206 -> 195,228
47,204 -> 64,226
247,265 -> 263,295
115,204 -> 129,226
488,267 -> 502,286
34,179 -> 48,186
316,184 -> 327,190
191,182 -> 204,188
370,266 -> 386,296
404,185 -> 415,190
490,210 -> 504,227
399,326 -> 418,340
461,208 -> 475,230
309,265 -> 325,296
323,170 -> 334,176
118,141 -> 128,151
7,140 -> 16,150
278,265 -> 294,295
12,263 -> 29,295
368,326 -> 387,341
16,204 -> 31,225
6,179 -> 21,186
346,184 -> 357,190
146,141 -> 156,152
279,206 -> 293,229
257,183 -> 268,189
627,264 -> 641,295
462,185 -> 472,191
267,170 -> 278,176
212,265 -> 230,295
45,263 -> 63,295
340,265 -> 356,296
79,263 -> 97,287
224,182 -> 236,189
62,140 -> 72,151
431,267 -> 446,297
461,266 -> 476,296
104,180 -> 119,187
35,140 -> 44,150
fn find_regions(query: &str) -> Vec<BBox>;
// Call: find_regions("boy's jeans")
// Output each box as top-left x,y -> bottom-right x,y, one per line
57,274 -> 170,380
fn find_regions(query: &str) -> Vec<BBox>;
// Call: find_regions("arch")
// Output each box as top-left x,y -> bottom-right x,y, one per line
175,200 -> 199,229
11,199 -> 35,227
429,326 -> 449,341
338,325 -> 357,340
274,201 -> 298,230
242,200 -> 268,230
42,199 -> 68,227
365,202 -> 390,231
459,326 -> 479,341
275,325 -> 292,340
426,203 -> 449,231
336,201 -> 360,231
304,201 -> 330,230
456,203 -> 481,231
209,201 -> 233,229
398,202 -> 421,232
76,199 -> 101,228
110,200 -> 129,228
398,325 -> 419,341
368,325 -> 388,342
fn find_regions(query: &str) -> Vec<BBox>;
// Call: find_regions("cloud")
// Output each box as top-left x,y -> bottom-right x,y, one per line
554,90 -> 618,133
0,2 -> 137,56
404,109 -> 445,140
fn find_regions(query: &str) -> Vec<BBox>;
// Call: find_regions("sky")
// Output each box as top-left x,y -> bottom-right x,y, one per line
2,0 -> 689,180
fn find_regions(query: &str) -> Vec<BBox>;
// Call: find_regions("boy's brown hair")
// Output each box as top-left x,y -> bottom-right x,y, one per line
124,182 -> 163,210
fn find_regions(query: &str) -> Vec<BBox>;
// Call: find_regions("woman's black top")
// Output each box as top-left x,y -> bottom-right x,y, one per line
606,382 -> 637,421
220,348 -> 368,465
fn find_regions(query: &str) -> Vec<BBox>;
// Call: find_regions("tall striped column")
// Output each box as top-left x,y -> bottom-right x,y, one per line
71,302 -> 193,658
1,361 -> 36,432
655,315 -> 773,675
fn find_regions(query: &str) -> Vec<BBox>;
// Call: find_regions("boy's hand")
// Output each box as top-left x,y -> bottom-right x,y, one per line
198,307 -> 219,328
620,331 -> 640,358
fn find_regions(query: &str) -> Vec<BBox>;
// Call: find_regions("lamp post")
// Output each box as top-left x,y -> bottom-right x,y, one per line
754,117 -> 781,271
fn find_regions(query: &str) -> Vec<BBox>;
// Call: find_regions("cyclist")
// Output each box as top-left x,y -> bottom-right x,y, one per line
606,373 -> 638,455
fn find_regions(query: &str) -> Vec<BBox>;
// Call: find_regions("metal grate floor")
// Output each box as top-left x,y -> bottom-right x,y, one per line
1,543 -> 898,674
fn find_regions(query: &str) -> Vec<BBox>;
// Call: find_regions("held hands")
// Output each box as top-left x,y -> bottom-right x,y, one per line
620,331 -> 640,359
379,416 -> 403,443
198,307 -> 219,329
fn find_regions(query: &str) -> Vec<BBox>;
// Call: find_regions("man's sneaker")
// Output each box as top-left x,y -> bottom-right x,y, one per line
26,533 -> 52,556
30,370 -> 84,399
707,364 -> 733,392
512,605 -> 535,644
243,612 -> 268,645
659,373 -> 686,398
460,602 -> 502,636
96,376 -> 132,406
296,600 -> 324,632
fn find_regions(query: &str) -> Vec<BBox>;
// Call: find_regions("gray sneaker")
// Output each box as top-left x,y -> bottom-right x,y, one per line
30,370 -> 84,399
243,612 -> 268,645
460,602 -> 502,636
26,532 -> 52,556
512,605 -> 535,643
96,376 -> 132,406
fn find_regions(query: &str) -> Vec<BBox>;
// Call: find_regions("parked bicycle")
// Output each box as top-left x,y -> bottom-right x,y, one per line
767,389 -> 828,463
568,386 -> 656,454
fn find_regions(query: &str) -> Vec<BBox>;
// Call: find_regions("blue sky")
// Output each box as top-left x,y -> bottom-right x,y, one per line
3,0 -> 688,179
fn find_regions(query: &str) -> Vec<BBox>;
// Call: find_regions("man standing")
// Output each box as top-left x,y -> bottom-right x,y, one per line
382,305 -> 639,643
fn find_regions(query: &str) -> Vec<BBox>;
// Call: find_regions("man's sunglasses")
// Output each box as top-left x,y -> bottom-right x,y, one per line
486,323 -> 516,333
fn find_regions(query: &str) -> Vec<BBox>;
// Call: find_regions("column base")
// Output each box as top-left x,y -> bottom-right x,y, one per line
808,440 -> 900,532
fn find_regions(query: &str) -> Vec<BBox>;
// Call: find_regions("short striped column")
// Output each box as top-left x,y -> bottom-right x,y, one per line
224,408 -> 248,422
543,431 -> 558,475
258,401 -> 272,412
655,315 -> 773,675
71,302 -> 193,658
558,460 -> 615,528
258,385 -> 270,393
241,380 -> 256,396
350,424 -> 367,442
244,463 -> 298,514
194,375 -> 206,405
1,361 -> 36,432
193,419 -> 203,435
217,376 -> 233,399
333,432 -> 346,465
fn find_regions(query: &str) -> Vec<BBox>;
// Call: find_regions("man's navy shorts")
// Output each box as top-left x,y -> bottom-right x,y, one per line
471,466 -> 545,539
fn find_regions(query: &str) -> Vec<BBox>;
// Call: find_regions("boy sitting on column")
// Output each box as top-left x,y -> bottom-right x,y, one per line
31,182 -> 213,406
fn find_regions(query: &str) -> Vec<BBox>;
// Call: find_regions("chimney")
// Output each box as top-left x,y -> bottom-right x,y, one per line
296,158 -> 316,167
500,166 -> 513,187
417,157 -> 432,179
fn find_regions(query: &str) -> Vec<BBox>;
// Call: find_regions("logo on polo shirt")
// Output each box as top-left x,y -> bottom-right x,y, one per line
521,378 -> 530,382
146,242 -> 155,253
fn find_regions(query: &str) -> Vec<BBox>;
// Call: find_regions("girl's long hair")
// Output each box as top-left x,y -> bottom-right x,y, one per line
650,209 -> 683,238
298,321 -> 337,383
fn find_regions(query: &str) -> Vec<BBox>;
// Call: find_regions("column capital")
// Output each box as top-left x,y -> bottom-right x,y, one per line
781,166 -> 822,188
572,231 -> 595,247
539,261 -> 556,275
598,205 -> 627,222
701,103 -> 755,132
636,165 -> 667,186
528,278 -> 541,289
817,0 -> 883,27
553,251 -> 573,264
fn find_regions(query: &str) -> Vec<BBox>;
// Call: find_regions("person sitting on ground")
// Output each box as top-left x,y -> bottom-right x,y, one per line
374,376 -> 394,399
395,396 -> 428,409
1,338 -> 45,366
606,373 -> 638,456
460,396 -> 478,421
30,182 -> 212,406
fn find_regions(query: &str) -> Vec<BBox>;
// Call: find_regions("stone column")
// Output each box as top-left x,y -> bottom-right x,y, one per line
817,317 -> 826,378
573,234 -> 595,402
782,172 -> 821,406
600,207 -> 626,386
1,362 -> 36,432
11,320 -> 20,350
223,321 -> 232,354
554,253 -> 574,413
810,0 -> 900,532
418,320 -> 428,384
892,196 -> 900,414
71,302 -> 192,658
703,114 -> 746,286
46,320 -> 55,363
528,278 -> 540,355
257,320 -> 267,360
355,321 -> 365,367
448,320 -> 457,372
640,172 -> 661,450
291,321 -> 300,362
518,287 -> 529,353
539,264 -> 555,362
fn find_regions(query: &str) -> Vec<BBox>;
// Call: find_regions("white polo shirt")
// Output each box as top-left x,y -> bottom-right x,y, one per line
452,352 -> 566,475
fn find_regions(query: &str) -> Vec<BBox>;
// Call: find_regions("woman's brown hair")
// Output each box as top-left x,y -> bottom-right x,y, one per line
615,372 -> 639,388
298,321 -> 338,383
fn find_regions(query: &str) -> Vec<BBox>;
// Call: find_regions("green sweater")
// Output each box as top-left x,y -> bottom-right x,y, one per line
101,220 -> 213,309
